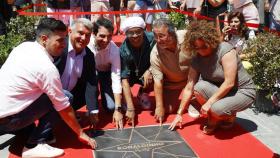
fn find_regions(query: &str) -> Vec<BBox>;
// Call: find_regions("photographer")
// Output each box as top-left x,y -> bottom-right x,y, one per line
221,11 -> 254,70
168,0 -> 181,9
222,12 -> 248,53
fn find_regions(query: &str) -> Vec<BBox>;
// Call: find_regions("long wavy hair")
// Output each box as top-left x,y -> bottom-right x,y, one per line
228,11 -> 248,38
183,20 -> 221,54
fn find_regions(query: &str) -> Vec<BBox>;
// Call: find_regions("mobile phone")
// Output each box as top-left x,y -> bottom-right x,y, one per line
228,28 -> 237,34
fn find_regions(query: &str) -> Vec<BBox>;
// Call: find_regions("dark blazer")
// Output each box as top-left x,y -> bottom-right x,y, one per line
44,0 -> 69,9
44,0 -> 81,9
55,45 -> 99,112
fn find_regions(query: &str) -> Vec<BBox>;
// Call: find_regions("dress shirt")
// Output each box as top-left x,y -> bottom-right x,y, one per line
0,42 -> 70,118
88,36 -> 122,94
61,41 -> 86,91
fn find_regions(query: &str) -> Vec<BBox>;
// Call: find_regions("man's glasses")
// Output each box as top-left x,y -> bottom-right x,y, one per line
126,30 -> 143,38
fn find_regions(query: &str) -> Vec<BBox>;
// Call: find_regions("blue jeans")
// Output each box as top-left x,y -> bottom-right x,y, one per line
97,71 -> 115,112
269,14 -> 280,31
0,92 -> 72,145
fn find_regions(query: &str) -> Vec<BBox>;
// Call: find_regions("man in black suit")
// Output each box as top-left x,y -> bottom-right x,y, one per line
55,18 -> 99,126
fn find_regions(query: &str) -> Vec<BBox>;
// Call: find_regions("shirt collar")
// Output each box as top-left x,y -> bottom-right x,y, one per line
68,39 -> 74,53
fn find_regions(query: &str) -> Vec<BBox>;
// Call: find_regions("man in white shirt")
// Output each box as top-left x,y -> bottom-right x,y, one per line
0,18 -> 96,158
88,18 -> 123,129
55,18 -> 99,127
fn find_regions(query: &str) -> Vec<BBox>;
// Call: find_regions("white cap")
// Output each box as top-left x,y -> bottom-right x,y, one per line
120,16 -> 146,33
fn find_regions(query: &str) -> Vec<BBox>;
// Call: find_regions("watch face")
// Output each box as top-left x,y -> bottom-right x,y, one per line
116,106 -> 122,112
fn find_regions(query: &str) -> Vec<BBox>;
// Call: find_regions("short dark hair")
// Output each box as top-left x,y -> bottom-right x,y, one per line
153,18 -> 177,41
93,18 -> 114,35
36,18 -> 67,40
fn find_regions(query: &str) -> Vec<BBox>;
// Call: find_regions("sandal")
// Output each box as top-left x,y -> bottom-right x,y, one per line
202,118 -> 218,135
203,124 -> 217,135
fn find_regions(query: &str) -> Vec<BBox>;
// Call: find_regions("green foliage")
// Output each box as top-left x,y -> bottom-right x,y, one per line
243,32 -> 280,92
168,11 -> 186,30
7,16 -> 39,41
0,33 -> 25,65
0,16 -> 39,65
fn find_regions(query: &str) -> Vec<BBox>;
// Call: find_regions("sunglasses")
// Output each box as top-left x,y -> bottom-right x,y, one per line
126,30 -> 143,38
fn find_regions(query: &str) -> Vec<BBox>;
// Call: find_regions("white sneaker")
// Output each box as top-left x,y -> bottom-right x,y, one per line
22,143 -> 64,158
188,104 -> 200,118
137,92 -> 152,110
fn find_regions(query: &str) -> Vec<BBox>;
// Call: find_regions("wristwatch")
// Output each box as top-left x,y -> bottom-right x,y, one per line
115,106 -> 122,112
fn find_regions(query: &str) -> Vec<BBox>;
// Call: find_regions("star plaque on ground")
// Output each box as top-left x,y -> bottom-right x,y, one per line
92,125 -> 197,158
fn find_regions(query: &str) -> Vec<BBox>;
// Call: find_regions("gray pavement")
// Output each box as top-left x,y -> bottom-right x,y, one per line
0,134 -> 15,158
238,107 -> 280,155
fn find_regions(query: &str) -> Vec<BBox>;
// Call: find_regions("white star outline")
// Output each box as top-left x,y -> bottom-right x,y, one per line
93,125 -> 197,158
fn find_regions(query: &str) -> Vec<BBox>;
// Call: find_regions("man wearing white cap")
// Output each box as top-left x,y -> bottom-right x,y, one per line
119,16 -> 156,127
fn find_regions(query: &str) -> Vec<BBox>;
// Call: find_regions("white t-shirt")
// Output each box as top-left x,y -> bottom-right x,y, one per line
0,42 -> 70,118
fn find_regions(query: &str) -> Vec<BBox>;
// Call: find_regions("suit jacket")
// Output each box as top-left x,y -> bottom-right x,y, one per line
44,0 -> 69,9
55,45 -> 99,112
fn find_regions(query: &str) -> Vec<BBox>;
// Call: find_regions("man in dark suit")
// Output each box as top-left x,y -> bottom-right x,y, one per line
55,18 -> 99,126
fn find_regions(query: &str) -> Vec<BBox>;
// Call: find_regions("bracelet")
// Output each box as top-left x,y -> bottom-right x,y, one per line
115,106 -> 122,112
127,107 -> 135,112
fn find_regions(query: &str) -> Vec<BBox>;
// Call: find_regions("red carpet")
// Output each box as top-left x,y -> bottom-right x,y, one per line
8,85 -> 274,158
8,36 -> 274,158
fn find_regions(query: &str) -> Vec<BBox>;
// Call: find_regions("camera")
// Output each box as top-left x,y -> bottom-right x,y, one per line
172,1 -> 181,8
228,28 -> 237,34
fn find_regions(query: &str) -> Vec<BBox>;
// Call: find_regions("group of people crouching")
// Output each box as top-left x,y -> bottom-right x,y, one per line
0,14 -> 256,158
